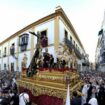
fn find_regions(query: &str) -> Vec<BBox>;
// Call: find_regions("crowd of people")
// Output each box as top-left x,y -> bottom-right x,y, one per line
0,71 -> 31,105
1,68 -> 105,105
71,71 -> 105,105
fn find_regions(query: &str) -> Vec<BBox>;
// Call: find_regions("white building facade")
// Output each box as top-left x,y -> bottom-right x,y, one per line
0,7 -> 88,72
95,11 -> 105,71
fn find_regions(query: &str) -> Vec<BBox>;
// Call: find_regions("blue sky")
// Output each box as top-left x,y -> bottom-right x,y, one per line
0,0 -> 105,62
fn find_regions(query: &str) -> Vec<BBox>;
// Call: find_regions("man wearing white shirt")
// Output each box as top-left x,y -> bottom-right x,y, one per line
19,90 -> 29,105
88,97 -> 98,105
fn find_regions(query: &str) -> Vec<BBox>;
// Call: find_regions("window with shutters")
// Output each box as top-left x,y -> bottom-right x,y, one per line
70,36 -> 72,43
11,63 -> 14,72
65,30 -> 68,39
4,47 -> 6,57
19,33 -> 29,52
10,43 -> 15,55
4,63 -> 6,70
74,40 -> 75,46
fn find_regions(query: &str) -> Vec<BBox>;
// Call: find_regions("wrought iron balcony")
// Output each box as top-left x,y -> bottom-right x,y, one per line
10,47 -> 15,55
64,38 -> 82,59
100,61 -> 105,65
3,53 -> 6,57
19,33 -> 29,46
100,56 -> 105,64
100,47 -> 105,55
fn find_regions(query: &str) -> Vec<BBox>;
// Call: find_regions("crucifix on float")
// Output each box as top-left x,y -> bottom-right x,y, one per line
26,31 -> 42,77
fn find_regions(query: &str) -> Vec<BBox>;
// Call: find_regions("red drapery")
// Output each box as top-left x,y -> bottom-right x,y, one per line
22,67 -> 76,73
38,67 -> 76,72
19,87 -> 63,105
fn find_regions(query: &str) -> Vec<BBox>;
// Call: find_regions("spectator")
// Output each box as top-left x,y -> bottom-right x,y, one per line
81,83 -> 89,105
10,91 -> 19,105
19,89 -> 31,105
88,97 -> 98,105
71,91 -> 81,105
49,54 -> 54,68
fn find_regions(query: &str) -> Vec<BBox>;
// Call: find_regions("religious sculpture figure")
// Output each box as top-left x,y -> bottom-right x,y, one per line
26,31 -> 42,77
22,54 -> 27,69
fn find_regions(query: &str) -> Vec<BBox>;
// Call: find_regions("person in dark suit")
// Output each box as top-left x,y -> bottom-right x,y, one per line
0,97 -> 10,105
97,85 -> 105,105
71,91 -> 81,105
86,82 -> 93,103
10,91 -> 19,105
49,54 -> 54,68
43,48 -> 50,68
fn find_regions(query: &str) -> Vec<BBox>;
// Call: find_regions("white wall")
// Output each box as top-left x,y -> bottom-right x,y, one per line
18,51 -> 31,71
59,19 -> 65,43
28,30 -> 35,49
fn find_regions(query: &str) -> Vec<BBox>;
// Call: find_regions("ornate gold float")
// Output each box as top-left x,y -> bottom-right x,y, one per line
18,69 -> 83,102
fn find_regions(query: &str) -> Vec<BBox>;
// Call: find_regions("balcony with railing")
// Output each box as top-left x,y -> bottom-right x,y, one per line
19,33 -> 29,46
100,60 -> 105,65
64,38 -> 82,59
10,46 -> 15,55
100,45 -> 105,55
3,53 -> 6,57
100,52 -> 105,64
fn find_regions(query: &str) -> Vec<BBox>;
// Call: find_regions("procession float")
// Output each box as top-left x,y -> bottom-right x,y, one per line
17,32 -> 83,105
